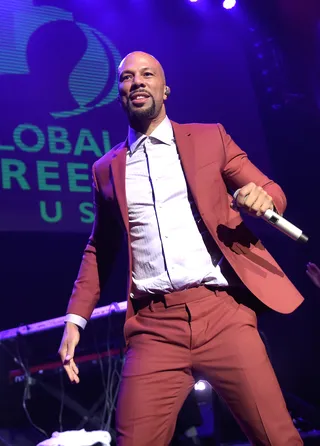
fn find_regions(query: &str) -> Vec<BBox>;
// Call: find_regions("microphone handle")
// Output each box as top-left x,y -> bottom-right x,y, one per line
262,209 -> 308,243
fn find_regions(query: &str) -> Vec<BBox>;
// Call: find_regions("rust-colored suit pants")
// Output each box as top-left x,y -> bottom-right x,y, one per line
116,286 -> 302,445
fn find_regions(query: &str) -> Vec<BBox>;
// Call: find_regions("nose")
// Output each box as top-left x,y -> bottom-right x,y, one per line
131,74 -> 146,90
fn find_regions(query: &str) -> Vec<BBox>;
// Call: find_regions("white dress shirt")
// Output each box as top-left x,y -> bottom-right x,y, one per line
66,116 -> 228,329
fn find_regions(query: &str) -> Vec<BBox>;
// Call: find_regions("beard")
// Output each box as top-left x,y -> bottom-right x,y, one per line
126,96 -> 156,122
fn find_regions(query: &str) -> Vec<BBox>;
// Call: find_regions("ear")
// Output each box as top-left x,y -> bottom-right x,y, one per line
163,86 -> 171,100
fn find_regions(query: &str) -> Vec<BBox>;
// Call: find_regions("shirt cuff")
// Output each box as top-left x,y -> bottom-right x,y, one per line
233,189 -> 240,200
64,313 -> 87,330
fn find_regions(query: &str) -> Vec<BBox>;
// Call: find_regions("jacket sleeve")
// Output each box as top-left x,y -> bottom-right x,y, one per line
217,124 -> 287,215
66,163 -> 103,321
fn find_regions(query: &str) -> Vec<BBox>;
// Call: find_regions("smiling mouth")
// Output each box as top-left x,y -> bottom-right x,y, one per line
130,95 -> 150,106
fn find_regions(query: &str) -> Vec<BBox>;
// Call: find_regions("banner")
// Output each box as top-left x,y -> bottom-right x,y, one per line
0,0 -> 270,232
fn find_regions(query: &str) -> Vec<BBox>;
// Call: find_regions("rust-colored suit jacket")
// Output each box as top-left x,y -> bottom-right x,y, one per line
67,122 -> 304,322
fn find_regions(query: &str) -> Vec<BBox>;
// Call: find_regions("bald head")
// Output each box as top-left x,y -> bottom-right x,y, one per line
117,51 -> 169,131
118,51 -> 166,83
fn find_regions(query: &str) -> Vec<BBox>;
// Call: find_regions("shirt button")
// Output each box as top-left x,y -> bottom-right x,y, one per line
130,292 -> 134,298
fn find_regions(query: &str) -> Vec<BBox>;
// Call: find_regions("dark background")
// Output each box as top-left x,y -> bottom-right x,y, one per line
0,0 -> 320,427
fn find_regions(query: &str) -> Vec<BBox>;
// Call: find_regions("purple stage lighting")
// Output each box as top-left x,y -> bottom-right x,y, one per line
223,0 -> 236,9
189,0 -> 198,3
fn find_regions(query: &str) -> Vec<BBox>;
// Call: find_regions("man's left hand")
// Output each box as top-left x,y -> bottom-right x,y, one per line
234,182 -> 274,217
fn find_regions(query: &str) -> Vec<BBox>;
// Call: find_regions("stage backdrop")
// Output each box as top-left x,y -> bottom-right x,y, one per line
0,0 -> 271,233
1,0 -> 320,411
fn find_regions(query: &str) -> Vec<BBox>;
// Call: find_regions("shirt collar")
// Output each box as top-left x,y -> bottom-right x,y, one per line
128,116 -> 174,154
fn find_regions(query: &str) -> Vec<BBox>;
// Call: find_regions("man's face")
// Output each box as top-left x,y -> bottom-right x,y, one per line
118,53 -> 166,122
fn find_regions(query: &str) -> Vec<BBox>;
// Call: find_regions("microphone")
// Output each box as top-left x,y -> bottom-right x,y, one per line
232,189 -> 308,243
262,209 -> 308,243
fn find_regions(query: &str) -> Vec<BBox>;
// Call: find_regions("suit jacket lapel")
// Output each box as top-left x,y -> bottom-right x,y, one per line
111,142 -> 129,233
171,121 -> 199,208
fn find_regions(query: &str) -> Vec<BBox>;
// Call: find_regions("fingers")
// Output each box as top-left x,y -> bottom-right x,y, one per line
236,182 -> 256,207
236,183 -> 273,216
307,262 -> 320,275
306,270 -> 313,280
306,269 -> 318,287
65,342 -> 76,362
63,358 -> 80,384
58,331 -> 80,384
306,263 -> 320,289
250,190 -> 273,217
257,197 -> 273,216
60,346 -> 80,383
65,352 -> 79,375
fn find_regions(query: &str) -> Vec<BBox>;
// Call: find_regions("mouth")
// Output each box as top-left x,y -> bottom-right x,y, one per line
129,92 -> 150,106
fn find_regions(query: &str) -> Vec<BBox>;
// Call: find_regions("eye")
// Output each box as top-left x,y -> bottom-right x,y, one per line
121,74 -> 132,81
144,72 -> 153,77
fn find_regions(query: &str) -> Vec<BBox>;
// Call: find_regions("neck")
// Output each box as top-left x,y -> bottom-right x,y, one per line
129,108 -> 166,136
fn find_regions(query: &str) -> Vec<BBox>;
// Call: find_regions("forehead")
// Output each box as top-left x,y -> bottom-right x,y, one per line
119,55 -> 160,73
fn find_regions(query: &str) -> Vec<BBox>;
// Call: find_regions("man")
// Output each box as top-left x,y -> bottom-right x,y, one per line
59,51 -> 304,445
